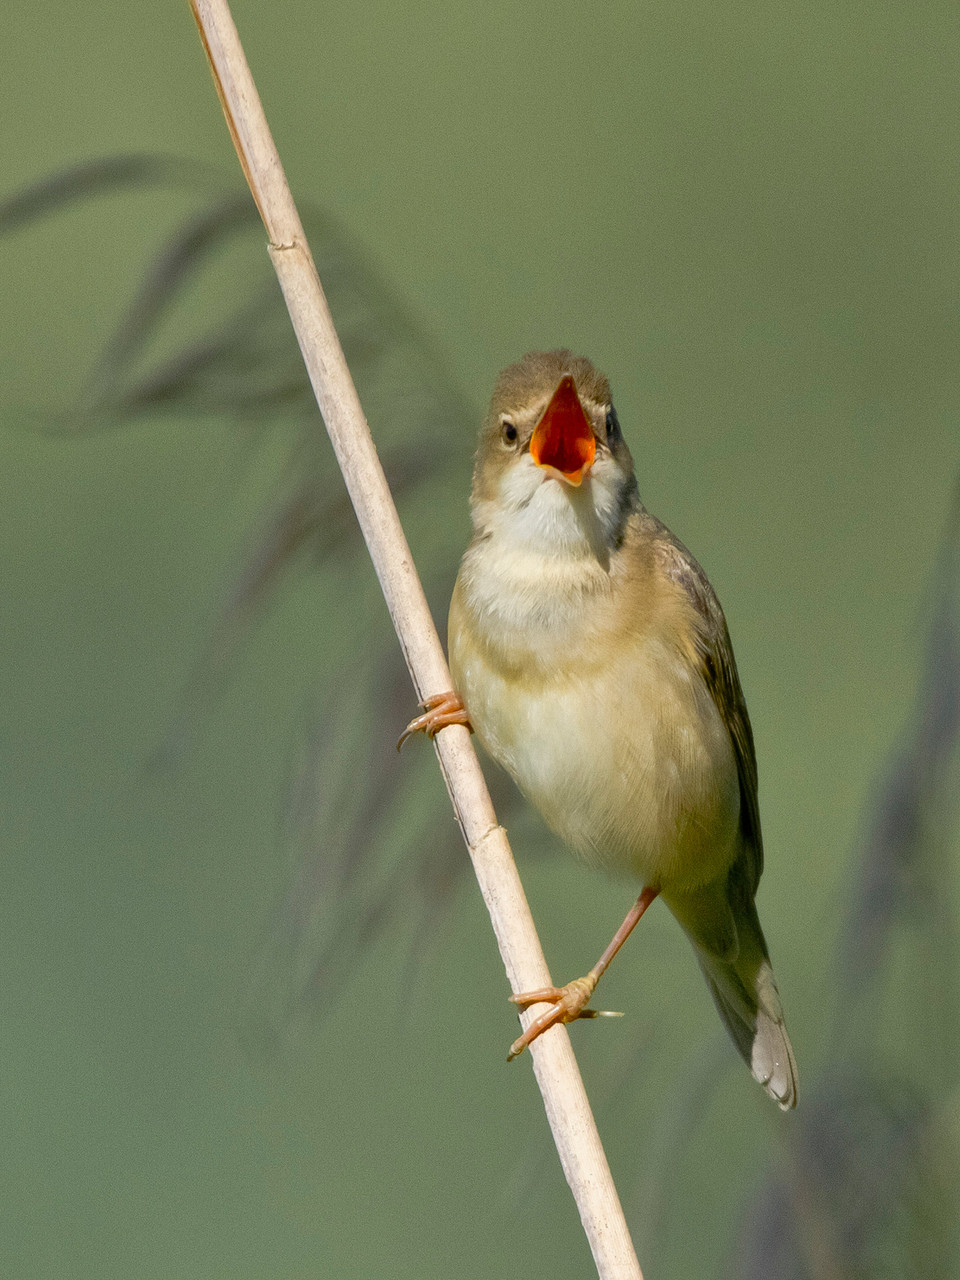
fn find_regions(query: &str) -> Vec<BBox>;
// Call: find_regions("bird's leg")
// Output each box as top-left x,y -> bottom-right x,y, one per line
397,691 -> 472,750
507,885 -> 660,1060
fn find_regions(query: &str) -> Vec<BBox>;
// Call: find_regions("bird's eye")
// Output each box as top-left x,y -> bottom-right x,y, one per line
605,406 -> 621,442
500,418 -> 519,446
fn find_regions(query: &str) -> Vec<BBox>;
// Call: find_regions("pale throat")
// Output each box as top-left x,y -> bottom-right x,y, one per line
464,464 -> 629,650
475,457 -> 627,558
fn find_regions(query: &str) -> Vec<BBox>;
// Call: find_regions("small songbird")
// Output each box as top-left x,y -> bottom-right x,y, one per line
404,350 -> 798,1109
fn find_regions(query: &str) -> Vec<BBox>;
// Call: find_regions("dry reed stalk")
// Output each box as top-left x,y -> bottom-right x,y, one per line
189,3 -> 644,1276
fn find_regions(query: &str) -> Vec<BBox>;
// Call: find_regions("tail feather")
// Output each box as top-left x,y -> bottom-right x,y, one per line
698,950 -> 798,1110
665,875 -> 799,1109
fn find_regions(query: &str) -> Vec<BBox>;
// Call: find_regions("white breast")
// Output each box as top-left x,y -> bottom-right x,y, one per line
450,534 -> 741,892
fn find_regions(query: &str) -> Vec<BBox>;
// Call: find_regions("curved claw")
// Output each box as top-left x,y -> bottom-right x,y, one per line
507,973 -> 621,1060
397,691 -> 472,751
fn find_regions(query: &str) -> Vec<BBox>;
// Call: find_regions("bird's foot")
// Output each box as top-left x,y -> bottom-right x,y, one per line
397,691 -> 472,750
506,971 -> 622,1060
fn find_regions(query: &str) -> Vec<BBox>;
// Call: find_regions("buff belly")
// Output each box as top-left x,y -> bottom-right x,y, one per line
451,626 -> 742,893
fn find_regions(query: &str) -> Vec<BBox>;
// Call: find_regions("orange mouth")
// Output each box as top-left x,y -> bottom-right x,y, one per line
529,375 -> 596,486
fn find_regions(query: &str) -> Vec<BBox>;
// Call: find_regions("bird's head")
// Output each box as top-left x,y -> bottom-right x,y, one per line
470,350 -> 638,558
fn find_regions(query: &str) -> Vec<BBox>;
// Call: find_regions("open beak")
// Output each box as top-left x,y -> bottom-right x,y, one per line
529,375 -> 596,486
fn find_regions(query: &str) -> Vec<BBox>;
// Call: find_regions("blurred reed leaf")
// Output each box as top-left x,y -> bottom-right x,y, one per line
1,154 -> 506,1044
727,482 -> 960,1279
0,154 -> 468,445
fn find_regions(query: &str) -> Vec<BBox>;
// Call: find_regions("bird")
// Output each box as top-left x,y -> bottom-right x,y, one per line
401,349 -> 798,1109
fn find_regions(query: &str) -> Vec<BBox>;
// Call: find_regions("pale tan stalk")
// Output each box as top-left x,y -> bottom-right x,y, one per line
189,4 -> 644,1276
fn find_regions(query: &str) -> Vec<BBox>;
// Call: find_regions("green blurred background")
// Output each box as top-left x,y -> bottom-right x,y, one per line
2,3 -> 959,1277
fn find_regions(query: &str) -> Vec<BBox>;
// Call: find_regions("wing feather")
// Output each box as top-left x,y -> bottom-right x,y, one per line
653,524 -> 764,891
